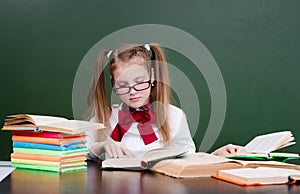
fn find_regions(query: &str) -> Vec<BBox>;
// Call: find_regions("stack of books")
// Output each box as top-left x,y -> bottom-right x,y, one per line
10,130 -> 88,173
2,114 -> 105,173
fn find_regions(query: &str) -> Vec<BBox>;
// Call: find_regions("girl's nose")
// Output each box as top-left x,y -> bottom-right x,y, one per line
129,87 -> 137,95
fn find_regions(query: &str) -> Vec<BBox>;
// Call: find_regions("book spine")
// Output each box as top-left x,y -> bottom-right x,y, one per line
12,136 -> 60,145
13,141 -> 87,151
12,131 -> 62,138
10,153 -> 86,162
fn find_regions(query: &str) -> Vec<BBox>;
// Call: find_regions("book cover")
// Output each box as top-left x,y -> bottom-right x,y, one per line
12,130 -> 82,138
13,147 -> 88,156
13,141 -> 86,151
11,162 -> 87,173
213,167 -> 300,186
12,135 -> 86,145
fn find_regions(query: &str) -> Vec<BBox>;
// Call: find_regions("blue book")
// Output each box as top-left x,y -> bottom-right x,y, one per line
13,141 -> 86,151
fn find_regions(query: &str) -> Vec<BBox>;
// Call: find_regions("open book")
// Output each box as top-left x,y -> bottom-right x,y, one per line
213,167 -> 300,186
1,114 -> 105,134
151,152 -> 300,178
226,131 -> 299,161
101,147 -> 187,170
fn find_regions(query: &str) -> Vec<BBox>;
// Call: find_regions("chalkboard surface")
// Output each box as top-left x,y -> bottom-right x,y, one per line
1,0 -> 299,163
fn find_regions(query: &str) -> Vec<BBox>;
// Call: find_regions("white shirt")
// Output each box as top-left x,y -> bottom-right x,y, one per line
86,104 -> 195,159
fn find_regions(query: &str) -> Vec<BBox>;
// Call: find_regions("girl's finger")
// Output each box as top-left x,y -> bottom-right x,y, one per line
122,146 -> 134,158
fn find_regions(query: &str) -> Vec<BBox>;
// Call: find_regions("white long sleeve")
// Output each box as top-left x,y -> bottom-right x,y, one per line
85,104 -> 196,159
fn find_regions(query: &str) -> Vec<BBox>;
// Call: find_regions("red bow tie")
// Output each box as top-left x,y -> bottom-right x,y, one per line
111,105 -> 158,145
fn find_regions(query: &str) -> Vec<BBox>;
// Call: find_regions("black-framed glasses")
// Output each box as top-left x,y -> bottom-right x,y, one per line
113,80 -> 151,95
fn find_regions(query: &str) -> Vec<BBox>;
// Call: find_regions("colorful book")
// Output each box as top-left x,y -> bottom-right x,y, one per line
213,167 -> 300,186
13,147 -> 88,156
226,152 -> 300,162
13,141 -> 86,151
1,113 -> 94,173
11,153 -> 86,162
12,130 -> 83,138
11,163 -> 87,173
11,158 -> 86,167
12,135 -> 86,145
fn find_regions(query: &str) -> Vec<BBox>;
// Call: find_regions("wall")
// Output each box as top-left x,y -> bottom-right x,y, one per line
1,0 -> 299,162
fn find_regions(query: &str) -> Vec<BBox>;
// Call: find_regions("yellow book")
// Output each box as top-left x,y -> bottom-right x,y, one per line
151,152 -> 300,178
102,147 -> 187,170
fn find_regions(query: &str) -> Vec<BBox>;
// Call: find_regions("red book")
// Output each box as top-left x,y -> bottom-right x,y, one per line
12,131 -> 84,138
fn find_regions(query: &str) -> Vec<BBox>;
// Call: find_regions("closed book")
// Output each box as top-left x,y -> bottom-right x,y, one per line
11,162 -> 87,173
13,147 -> 88,156
12,135 -> 86,145
11,158 -> 86,167
11,153 -> 86,162
13,141 -> 86,151
226,152 -> 300,162
12,130 -> 82,138
213,167 -> 300,186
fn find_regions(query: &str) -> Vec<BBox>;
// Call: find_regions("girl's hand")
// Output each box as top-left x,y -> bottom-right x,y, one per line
211,144 -> 246,156
104,138 -> 134,158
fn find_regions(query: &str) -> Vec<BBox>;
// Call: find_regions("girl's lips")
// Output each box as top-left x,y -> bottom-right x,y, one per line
129,97 -> 141,102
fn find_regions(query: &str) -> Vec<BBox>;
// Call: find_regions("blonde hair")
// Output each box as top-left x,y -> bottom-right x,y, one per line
87,43 -> 173,145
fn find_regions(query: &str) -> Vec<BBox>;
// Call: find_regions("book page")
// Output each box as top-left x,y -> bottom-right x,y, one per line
41,120 -> 105,132
142,147 -> 185,161
27,115 -> 68,125
236,159 -> 300,169
156,152 -> 234,166
245,131 -> 293,153
102,158 -> 141,169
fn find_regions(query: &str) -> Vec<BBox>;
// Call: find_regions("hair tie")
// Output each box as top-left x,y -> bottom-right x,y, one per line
106,50 -> 113,58
144,44 -> 151,51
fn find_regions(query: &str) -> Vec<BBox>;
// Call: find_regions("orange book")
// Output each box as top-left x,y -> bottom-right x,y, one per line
11,152 -> 86,162
213,167 -> 300,186
12,135 -> 86,145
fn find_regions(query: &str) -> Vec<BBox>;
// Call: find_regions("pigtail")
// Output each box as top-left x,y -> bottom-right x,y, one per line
87,50 -> 112,141
149,44 -> 172,145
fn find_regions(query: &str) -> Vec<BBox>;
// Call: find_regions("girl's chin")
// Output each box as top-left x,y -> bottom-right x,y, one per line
127,101 -> 147,108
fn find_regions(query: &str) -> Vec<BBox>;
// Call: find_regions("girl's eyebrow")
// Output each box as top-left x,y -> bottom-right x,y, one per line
134,75 -> 147,81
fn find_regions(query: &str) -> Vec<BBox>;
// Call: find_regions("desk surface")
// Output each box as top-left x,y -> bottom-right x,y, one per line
1,161 -> 300,194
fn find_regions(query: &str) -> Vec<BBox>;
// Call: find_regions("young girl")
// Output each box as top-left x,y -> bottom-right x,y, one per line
85,43 -> 244,159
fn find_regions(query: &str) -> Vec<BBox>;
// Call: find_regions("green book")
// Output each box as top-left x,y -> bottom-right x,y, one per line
11,162 -> 87,173
13,147 -> 88,156
226,152 -> 300,162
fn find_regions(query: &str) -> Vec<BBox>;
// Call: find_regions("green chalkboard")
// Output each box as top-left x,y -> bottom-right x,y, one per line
1,0 -> 300,164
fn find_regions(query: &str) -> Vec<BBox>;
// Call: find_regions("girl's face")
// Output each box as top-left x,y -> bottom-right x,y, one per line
112,56 -> 153,109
